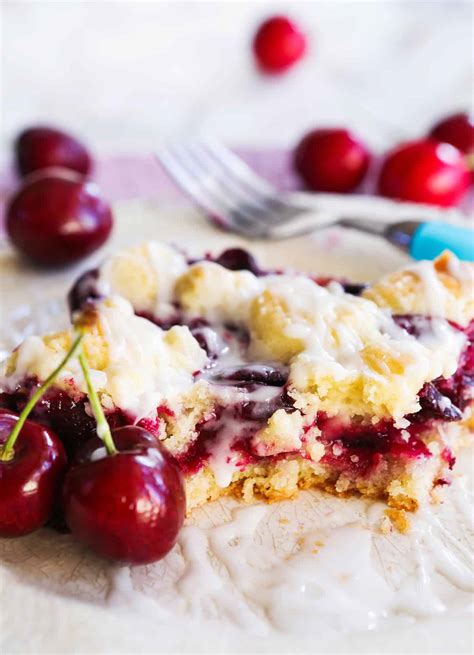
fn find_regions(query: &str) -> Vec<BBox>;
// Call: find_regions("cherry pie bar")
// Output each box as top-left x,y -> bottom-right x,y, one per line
1,243 -> 472,513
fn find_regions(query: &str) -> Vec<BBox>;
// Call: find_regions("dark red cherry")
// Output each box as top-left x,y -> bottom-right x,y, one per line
67,268 -> 101,314
15,126 -> 92,177
215,248 -> 261,274
0,409 -> 67,537
62,426 -> 186,564
411,383 -> 462,422
429,112 -> 474,157
253,16 -> 307,74
6,169 -> 113,267
377,139 -> 470,207
294,128 -> 371,192
213,365 -> 287,387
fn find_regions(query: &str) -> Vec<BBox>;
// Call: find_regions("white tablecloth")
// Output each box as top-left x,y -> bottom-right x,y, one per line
2,1 -> 472,159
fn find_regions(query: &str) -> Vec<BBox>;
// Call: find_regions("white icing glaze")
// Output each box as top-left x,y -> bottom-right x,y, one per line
402,255 -> 474,327
265,273 -> 463,381
146,242 -> 188,316
4,296 -> 208,419
0,243 -> 468,429
259,274 -> 466,419
95,298 -> 207,416
101,473 -> 473,639
408,260 -> 448,316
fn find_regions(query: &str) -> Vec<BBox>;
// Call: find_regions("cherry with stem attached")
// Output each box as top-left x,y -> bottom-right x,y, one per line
62,342 -> 186,564
0,335 -> 82,537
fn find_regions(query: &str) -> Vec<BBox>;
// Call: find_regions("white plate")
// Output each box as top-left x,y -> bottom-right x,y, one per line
1,200 -> 472,655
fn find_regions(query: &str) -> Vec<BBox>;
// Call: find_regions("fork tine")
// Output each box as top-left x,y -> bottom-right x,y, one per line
171,145 -> 266,235
185,142 -> 287,228
187,142 -> 269,213
159,147 -> 231,229
204,139 -> 275,195
201,140 -> 302,226
158,146 -> 267,237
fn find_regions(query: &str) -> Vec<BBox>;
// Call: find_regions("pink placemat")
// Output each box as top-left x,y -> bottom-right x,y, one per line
1,149 -> 472,232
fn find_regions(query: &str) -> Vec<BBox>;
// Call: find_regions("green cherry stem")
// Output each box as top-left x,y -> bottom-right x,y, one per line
77,340 -> 117,456
0,334 -> 83,462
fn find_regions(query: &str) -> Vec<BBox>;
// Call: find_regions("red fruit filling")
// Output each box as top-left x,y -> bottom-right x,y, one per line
0,381 -> 126,458
176,405 -> 436,480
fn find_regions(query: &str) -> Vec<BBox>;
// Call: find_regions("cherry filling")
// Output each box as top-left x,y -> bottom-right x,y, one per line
316,415 -> 432,477
0,381 -> 126,457
67,268 -> 101,314
213,248 -> 262,275
176,406 -> 437,480
211,365 -> 288,387
396,315 -> 474,415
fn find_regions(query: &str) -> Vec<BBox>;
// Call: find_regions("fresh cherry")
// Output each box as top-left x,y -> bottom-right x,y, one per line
215,248 -> 261,275
294,128 -> 371,192
63,425 -> 185,564
377,139 -> 470,207
253,16 -> 307,74
62,350 -> 185,564
429,112 -> 474,159
15,126 -> 92,177
0,409 -> 66,537
6,169 -> 113,267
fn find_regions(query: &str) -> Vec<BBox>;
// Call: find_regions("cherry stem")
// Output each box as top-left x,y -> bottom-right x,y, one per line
0,334 -> 83,461
77,342 -> 117,456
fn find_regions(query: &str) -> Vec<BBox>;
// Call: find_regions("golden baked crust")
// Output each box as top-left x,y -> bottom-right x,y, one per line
363,251 -> 474,327
175,261 -> 261,324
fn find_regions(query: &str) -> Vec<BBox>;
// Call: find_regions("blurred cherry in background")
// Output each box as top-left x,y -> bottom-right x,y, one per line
253,16 -> 307,74
15,126 -> 92,178
293,128 -> 371,193
6,169 -> 113,266
377,139 -> 470,207
429,112 -> 474,182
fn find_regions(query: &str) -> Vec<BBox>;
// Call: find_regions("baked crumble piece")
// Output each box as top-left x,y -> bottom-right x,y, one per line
1,243 -> 472,513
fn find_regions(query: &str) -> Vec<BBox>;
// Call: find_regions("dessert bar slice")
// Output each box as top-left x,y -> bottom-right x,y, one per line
1,243 -> 472,512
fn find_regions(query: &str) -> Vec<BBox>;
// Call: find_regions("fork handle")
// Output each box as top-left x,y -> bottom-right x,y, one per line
386,221 -> 474,261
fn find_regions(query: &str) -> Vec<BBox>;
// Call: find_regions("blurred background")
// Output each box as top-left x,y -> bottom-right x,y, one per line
2,0 -> 473,159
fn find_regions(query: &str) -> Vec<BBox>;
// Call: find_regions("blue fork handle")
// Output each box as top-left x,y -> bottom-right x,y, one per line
409,221 -> 474,261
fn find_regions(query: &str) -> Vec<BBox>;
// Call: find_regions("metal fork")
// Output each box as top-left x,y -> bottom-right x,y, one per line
157,140 -> 473,261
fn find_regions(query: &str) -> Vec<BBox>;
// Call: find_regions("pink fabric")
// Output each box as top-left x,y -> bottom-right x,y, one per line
1,150 -> 471,232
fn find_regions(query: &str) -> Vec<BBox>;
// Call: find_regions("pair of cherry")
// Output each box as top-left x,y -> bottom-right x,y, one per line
6,127 -> 113,267
0,338 -> 185,565
293,116 -> 473,204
